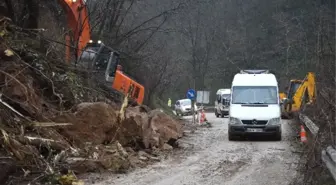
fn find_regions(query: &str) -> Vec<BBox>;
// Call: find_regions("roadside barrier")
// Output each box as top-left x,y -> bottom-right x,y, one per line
299,113 -> 335,181
198,109 -> 206,124
322,146 -> 336,181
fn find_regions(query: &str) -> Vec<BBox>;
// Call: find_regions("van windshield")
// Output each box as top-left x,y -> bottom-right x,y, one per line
232,86 -> 278,104
222,94 -> 230,99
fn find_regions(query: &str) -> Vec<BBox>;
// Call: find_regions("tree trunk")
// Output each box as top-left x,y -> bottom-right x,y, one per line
3,0 -> 14,19
21,0 -> 39,29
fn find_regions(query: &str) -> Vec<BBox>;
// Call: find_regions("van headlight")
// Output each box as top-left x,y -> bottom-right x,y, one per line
268,117 -> 281,125
229,117 -> 241,124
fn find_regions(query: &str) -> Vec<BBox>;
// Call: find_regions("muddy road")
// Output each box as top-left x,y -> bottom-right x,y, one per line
90,113 -> 301,185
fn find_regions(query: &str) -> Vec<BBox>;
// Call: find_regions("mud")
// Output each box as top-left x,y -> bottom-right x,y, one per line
83,113 -> 302,185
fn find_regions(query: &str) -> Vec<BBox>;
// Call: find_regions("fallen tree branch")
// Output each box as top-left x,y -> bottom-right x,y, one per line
0,69 -> 29,101
0,129 -> 37,161
53,150 -> 67,165
17,136 -> 69,151
31,122 -> 72,127
0,93 -> 30,120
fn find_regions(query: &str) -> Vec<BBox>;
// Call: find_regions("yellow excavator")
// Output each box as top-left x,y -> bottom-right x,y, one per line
280,72 -> 316,119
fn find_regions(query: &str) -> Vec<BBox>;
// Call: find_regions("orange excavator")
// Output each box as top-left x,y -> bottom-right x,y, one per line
58,0 -> 144,104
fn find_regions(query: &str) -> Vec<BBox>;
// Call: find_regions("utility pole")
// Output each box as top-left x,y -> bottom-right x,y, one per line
187,88 -> 196,124
193,79 -> 196,124
192,99 -> 196,124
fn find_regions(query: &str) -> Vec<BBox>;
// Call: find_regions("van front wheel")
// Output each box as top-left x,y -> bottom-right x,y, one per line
228,131 -> 235,141
215,111 -> 219,118
274,131 -> 282,141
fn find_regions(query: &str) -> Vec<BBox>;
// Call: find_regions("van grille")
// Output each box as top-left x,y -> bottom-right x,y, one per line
241,120 -> 268,125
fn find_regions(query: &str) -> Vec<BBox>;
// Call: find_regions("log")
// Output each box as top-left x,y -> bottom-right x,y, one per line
17,136 -> 69,151
32,122 -> 72,127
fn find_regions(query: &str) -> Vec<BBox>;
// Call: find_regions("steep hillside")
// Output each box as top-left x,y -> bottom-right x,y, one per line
0,19 -> 183,185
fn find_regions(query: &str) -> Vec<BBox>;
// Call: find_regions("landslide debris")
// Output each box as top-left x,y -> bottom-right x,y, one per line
0,19 -> 182,184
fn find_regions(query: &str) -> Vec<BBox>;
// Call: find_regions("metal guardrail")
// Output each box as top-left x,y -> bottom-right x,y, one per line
322,146 -> 336,181
299,114 -> 319,136
299,113 -> 336,182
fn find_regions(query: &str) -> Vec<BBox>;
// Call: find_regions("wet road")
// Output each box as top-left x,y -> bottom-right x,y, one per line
92,113 -> 301,185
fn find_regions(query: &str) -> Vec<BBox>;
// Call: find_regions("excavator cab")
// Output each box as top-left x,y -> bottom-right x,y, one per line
58,0 -> 145,105
286,80 -> 302,101
78,41 -> 120,83
77,41 -> 145,105
282,80 -> 303,114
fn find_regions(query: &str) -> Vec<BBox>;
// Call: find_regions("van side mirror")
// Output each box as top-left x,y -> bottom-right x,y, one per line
280,98 -> 287,105
217,95 -> 221,103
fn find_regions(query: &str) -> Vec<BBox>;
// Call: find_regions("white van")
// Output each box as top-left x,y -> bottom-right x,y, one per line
228,70 -> 282,141
215,89 -> 231,118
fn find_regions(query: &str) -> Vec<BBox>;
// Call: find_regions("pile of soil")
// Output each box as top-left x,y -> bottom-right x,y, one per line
52,102 -> 182,150
0,18 -> 183,184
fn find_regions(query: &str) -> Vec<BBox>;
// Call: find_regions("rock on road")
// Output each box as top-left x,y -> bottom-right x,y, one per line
91,113 -> 301,185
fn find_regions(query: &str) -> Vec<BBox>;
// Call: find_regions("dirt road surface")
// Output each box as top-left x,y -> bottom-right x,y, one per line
90,113 -> 301,185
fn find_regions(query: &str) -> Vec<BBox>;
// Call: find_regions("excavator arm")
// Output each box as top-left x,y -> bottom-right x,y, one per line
58,0 -> 91,62
291,72 -> 316,109
306,72 -> 316,103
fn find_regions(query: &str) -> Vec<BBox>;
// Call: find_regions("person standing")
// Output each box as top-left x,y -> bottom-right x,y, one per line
167,98 -> 172,108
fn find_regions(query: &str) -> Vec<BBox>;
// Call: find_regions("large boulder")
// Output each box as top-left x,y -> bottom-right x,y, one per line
148,109 -> 183,148
121,107 -> 182,149
54,102 -> 118,147
117,106 -> 150,147
54,103 -> 182,150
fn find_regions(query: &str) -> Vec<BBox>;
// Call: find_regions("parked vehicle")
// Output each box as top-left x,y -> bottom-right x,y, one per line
228,69 -> 282,141
174,99 -> 198,116
280,72 -> 316,119
215,89 -> 231,118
